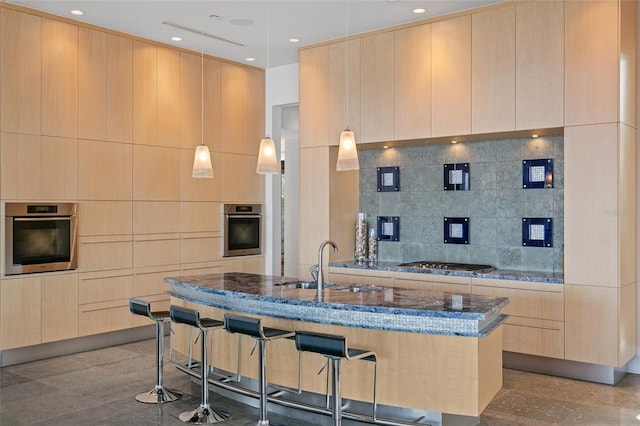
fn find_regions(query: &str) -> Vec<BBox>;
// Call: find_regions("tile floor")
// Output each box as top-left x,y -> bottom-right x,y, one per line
0,338 -> 638,425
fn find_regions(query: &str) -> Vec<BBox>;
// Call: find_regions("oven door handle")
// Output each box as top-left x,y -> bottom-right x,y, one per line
13,217 -> 74,221
226,214 -> 261,219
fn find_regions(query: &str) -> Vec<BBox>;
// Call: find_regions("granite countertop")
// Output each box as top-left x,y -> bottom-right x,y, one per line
165,272 -> 508,337
330,261 -> 564,284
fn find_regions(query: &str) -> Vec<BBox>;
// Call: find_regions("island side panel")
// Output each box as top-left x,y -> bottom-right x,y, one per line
170,296 -> 503,417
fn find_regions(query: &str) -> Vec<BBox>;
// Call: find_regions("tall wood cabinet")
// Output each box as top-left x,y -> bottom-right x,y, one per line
360,32 -> 394,143
0,3 -> 266,352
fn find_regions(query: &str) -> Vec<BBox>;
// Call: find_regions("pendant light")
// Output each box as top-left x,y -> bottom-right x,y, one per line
192,31 -> 214,178
256,0 -> 280,174
336,0 -> 359,171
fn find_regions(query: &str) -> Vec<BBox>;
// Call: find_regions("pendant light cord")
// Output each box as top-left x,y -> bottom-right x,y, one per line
345,0 -> 349,129
201,31 -> 204,146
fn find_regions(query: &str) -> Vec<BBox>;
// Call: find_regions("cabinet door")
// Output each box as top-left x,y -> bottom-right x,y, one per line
360,32 -> 394,143
42,18 -> 78,138
106,34 -> 133,143
220,63 -> 265,155
157,47 -> 180,147
133,41 -> 158,145
432,15 -> 471,137
471,6 -> 515,134
0,277 -> 42,350
0,9 -> 41,134
565,0 -> 618,126
394,23 -> 431,141
299,46 -> 329,148
515,0 -> 564,130
329,39 -> 361,147
78,28 -> 107,141
42,274 -> 78,343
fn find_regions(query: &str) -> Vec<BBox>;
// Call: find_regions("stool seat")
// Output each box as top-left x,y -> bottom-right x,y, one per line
129,298 -> 182,404
170,306 -> 229,424
295,330 -> 377,426
224,313 -> 294,425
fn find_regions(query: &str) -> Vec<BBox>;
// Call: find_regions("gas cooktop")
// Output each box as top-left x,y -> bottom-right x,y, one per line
397,261 -> 494,272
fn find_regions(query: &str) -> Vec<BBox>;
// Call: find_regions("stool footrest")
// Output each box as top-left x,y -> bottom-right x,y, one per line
179,405 -> 230,424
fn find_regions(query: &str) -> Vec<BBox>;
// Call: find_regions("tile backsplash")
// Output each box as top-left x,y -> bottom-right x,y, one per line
358,135 -> 564,273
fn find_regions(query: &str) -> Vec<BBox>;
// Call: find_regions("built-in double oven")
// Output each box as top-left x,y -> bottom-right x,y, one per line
4,203 -> 78,275
223,204 -> 262,257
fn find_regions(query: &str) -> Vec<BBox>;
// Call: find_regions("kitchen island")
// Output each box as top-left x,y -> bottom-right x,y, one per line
165,272 -> 509,424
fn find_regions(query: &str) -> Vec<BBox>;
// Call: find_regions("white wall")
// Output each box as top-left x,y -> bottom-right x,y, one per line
264,63 -> 299,276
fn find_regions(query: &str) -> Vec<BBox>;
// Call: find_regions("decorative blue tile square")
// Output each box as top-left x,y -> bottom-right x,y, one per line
444,163 -> 470,190
444,217 -> 469,244
377,216 -> 400,241
522,218 -> 553,247
522,159 -> 553,189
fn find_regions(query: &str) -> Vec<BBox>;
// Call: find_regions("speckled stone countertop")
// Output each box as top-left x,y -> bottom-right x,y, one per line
330,261 -> 564,284
165,272 -> 508,337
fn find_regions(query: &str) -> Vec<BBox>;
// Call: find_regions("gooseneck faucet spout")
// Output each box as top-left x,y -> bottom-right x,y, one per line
317,240 -> 338,301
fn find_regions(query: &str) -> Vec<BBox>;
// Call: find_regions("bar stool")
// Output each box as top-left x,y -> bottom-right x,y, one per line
129,298 -> 182,404
224,313 -> 294,426
170,306 -> 230,424
294,330 -> 377,426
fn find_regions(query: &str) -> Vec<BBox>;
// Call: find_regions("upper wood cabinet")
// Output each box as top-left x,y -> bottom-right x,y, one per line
157,48 -> 180,148
179,52 -> 201,150
0,9 -> 41,135
42,19 -> 78,138
394,23 -> 431,141
432,15 -> 471,138
133,41 -> 158,145
515,1 -> 564,131
220,63 -> 265,155
360,32 -> 394,143
79,28 -> 107,141
299,46 -> 329,148
329,39 -> 361,147
472,6 -> 515,134
106,34 -> 133,143
565,0 -> 618,126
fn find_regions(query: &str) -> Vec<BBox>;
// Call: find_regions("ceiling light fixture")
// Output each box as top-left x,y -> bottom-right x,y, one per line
192,31 -> 214,178
451,140 -> 458,144
413,8 -> 427,14
70,9 -> 84,16
171,36 -> 182,42
246,57 -> 256,62
336,0 -> 359,172
288,38 -> 300,43
532,134 -> 539,138
256,0 -> 280,174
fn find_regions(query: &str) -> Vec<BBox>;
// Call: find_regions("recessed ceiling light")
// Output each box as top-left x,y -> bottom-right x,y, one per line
532,134 -> 539,138
246,57 -> 256,62
413,8 -> 426,14
171,36 -> 182,42
288,38 -> 300,43
70,9 -> 84,16
382,145 -> 390,149
451,140 -> 458,144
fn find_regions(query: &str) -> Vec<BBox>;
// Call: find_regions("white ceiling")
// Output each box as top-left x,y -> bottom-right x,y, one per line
9,0 -> 503,68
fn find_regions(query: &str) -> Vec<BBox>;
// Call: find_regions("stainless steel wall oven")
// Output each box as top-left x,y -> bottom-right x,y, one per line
5,203 -> 78,275
223,204 -> 262,257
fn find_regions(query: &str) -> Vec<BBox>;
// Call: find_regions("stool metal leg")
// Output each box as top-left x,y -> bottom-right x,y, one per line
331,358 -> 342,426
257,338 -> 269,426
136,319 -> 182,404
179,329 -> 230,424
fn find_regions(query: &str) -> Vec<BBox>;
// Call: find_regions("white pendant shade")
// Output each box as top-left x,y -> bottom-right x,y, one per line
336,129 -> 359,171
192,144 -> 214,178
256,137 -> 280,174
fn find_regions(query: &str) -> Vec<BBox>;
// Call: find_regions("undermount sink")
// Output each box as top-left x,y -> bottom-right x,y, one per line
276,280 -> 337,289
334,285 -> 383,293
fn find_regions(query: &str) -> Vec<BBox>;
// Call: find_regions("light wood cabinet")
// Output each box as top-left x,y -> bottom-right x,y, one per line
0,277 -> 42,350
360,32 -> 394,143
432,15 -> 471,137
220,63 -> 265,155
299,46 -> 329,148
0,8 -> 41,134
471,6 -> 515,134
219,152 -> 264,203
132,40 -> 158,145
394,271 -> 470,293
204,57 -> 222,152
106,34 -> 133,143
564,124 -> 618,287
42,18 -> 78,138
78,27 -> 107,141
394,23 -> 431,141
41,274 -> 78,343
157,47 -> 180,147
78,139 -> 132,200
329,39 -> 361,146
132,145 -> 180,201
329,268 -> 394,287
0,132 -> 42,200
564,0 -> 618,126
42,136 -> 79,200
179,52 -> 201,150
515,0 -> 564,130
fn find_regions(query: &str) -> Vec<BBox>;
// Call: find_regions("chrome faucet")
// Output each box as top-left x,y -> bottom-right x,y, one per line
317,240 -> 338,301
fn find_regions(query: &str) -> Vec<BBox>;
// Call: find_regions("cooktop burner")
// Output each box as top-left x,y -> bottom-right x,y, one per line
397,261 -> 494,272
